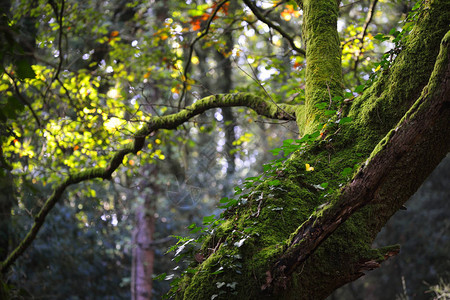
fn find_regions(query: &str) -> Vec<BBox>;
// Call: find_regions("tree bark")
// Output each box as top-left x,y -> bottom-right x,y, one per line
131,190 -> 156,300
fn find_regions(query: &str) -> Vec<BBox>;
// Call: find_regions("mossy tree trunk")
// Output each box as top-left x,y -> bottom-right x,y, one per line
175,0 -> 450,299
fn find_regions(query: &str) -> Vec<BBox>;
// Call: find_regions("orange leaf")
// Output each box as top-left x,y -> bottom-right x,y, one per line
293,62 -> 303,69
221,2 -> 229,15
191,19 -> 201,31
285,4 -> 295,13
110,30 -> 119,37
201,13 -> 210,21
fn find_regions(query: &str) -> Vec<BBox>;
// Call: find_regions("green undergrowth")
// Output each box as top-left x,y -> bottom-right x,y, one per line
162,98 -> 371,299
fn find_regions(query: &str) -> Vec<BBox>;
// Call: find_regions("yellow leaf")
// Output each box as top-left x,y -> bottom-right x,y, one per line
191,56 -> 199,65
281,11 -> 291,21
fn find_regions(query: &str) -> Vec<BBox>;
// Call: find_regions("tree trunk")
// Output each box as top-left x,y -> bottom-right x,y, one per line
131,179 -> 157,300
174,0 -> 450,299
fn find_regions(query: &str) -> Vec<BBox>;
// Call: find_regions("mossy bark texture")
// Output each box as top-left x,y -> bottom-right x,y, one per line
176,1 -> 450,299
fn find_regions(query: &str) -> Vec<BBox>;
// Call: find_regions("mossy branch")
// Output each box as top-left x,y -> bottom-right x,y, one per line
266,30 -> 450,292
0,93 -> 296,273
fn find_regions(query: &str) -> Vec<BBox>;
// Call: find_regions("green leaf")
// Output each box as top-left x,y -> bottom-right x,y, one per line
282,139 -> 294,146
374,33 -> 390,42
341,167 -> 353,177
153,273 -> 167,281
263,164 -> 272,172
202,215 -> 216,225
339,117 -> 352,124
268,179 -> 280,186
344,91 -> 353,98
269,148 -> 281,156
210,267 -> 224,275
234,186 -> 242,195
354,85 -> 365,93
315,102 -> 328,110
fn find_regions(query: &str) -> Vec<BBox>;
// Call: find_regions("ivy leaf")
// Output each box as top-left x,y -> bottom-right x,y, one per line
202,215 -> 216,225
320,182 -> 329,189
354,85 -> 365,93
374,33 -> 390,42
268,179 -> 281,186
153,273 -> 167,281
339,117 -> 352,124
282,139 -> 294,146
341,167 -> 353,177
315,102 -> 328,110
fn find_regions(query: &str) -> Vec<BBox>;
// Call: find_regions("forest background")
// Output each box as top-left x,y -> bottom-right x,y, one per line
0,0 -> 449,299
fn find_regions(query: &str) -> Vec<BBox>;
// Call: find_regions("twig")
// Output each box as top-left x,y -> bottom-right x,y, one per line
353,0 -> 378,81
178,0 -> 229,110
43,0 -> 65,102
242,0 -> 305,56
233,51 -> 296,120
3,69 -> 42,127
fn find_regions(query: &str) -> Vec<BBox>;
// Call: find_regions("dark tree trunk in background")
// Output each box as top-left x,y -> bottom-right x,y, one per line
132,170 -> 157,300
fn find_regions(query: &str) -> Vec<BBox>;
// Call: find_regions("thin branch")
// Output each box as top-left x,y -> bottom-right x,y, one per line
43,0 -> 65,103
233,52 -> 296,120
242,0 -> 306,56
3,69 -> 42,127
353,0 -> 378,81
178,0 -> 229,110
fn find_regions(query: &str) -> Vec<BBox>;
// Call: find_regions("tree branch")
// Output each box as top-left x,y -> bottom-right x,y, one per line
267,30 -> 450,292
0,92 -> 296,273
242,0 -> 306,56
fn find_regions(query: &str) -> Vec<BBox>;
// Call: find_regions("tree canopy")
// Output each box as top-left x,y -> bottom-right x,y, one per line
0,0 -> 449,299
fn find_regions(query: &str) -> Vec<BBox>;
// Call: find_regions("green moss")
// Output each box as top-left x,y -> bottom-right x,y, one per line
298,0 -> 343,135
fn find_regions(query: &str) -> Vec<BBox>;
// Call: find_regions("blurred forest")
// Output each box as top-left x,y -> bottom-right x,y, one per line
0,0 -> 448,299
